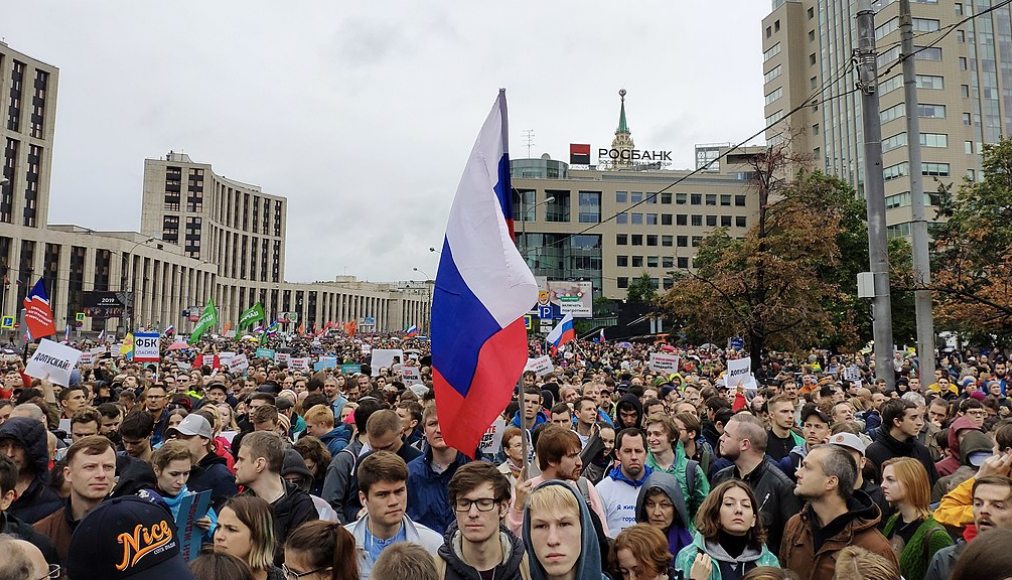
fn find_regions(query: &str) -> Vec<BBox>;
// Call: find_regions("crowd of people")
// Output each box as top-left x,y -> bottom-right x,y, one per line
0,330 -> 1011,580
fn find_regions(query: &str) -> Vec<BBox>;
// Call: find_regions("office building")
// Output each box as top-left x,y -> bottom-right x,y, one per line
762,0 -> 1001,237
512,92 -> 763,301
0,41 -> 428,334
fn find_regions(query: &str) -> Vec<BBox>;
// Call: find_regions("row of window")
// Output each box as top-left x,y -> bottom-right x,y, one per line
882,132 -> 949,151
617,255 -> 692,269
615,229 -> 744,247
883,162 -> 951,181
615,213 -> 748,228
617,276 -> 673,290
615,191 -> 747,207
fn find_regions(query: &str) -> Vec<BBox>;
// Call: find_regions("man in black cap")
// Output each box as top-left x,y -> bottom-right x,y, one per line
67,494 -> 194,579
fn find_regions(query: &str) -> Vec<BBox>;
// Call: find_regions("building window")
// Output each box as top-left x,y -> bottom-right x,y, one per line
632,234 -> 643,246
616,212 -> 628,225
705,194 -> 717,206
7,61 -> 24,132
23,145 -> 41,227
765,87 -> 783,105
915,46 -> 942,61
661,214 -> 673,226
632,256 -> 643,268
690,193 -> 702,205
617,256 -> 628,267
676,193 -> 687,205
764,43 -> 781,62
919,104 -> 946,118
691,236 -> 702,247
631,213 -> 643,225
646,213 -> 658,225
706,215 -> 717,227
512,189 -> 536,221
647,256 -> 659,268
677,257 -> 689,268
30,70 -> 48,139
545,191 -> 570,222
578,191 -> 601,224
616,234 -> 627,245
720,194 -> 731,206
721,215 -> 732,227
630,192 -> 643,203
735,194 -> 746,207
965,140 -> 974,154
661,192 -> 672,204
736,216 -> 747,228
922,162 -> 950,176
676,214 -> 687,226
663,256 -> 674,268
616,190 -> 627,203
662,235 -> 673,247
764,65 -> 783,84
617,277 -> 629,289
691,215 -> 703,227
646,235 -> 658,246
677,235 -> 688,247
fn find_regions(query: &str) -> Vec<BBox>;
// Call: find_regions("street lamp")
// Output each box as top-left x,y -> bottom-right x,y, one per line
412,268 -> 433,332
519,195 -> 554,262
124,236 -> 155,332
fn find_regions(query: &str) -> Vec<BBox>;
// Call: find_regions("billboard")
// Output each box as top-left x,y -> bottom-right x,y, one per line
545,280 -> 593,318
83,291 -> 129,318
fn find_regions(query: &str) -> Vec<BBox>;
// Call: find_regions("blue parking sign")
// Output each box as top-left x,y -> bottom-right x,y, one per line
538,305 -> 553,319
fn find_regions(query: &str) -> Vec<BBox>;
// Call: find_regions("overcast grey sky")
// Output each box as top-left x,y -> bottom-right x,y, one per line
5,1 -> 769,284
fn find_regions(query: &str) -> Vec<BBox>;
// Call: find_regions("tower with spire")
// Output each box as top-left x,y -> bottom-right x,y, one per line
610,88 -> 635,169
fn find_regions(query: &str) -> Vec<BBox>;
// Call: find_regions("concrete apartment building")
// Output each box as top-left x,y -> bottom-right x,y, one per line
512,92 -> 763,301
0,41 -> 428,334
762,0 -> 1002,237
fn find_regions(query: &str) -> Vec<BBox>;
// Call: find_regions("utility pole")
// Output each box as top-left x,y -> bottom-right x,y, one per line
857,2 -> 896,391
900,0 -> 936,382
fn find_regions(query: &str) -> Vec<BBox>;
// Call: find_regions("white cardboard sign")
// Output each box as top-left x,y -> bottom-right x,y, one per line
648,353 -> 680,373
524,355 -> 554,377
725,357 -> 752,388
401,366 -> 422,385
370,349 -> 403,376
26,339 -> 83,387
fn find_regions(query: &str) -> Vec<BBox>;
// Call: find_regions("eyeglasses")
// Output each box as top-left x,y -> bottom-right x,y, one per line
454,497 -> 499,512
282,564 -> 331,579
37,564 -> 61,580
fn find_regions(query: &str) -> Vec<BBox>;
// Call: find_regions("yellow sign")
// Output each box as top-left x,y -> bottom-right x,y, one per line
0,316 -> 13,330
75,312 -> 85,323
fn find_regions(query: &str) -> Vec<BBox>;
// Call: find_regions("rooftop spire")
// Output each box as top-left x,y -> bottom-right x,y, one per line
617,88 -> 629,134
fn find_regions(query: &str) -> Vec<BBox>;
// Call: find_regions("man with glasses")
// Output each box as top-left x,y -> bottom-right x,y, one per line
143,384 -> 171,446
434,462 -> 529,578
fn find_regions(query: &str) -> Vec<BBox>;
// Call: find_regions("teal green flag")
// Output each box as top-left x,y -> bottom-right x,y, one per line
188,299 -> 218,345
237,303 -> 265,332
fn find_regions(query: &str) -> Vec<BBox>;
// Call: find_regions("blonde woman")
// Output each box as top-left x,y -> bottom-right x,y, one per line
214,496 -> 283,580
880,457 -> 952,580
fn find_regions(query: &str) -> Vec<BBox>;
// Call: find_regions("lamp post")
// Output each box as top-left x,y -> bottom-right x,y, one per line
519,195 -> 554,265
124,237 -> 155,333
412,267 -> 433,333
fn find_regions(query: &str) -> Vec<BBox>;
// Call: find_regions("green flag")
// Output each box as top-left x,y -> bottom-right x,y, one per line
237,303 -> 265,332
188,299 -> 218,345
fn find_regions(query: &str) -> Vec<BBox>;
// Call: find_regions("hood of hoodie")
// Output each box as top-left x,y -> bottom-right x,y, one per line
635,471 -> 692,530
615,394 -> 643,428
437,521 -> 526,579
804,489 -> 882,541
320,425 -> 350,443
0,417 -> 49,477
692,532 -> 766,564
959,430 -> 995,465
606,464 -> 652,487
522,480 -> 602,580
948,416 -> 981,451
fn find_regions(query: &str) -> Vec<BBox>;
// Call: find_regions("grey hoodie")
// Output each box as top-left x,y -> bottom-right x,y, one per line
522,480 -> 606,580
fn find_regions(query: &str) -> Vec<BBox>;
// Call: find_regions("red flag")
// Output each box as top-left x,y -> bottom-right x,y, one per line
23,279 -> 56,340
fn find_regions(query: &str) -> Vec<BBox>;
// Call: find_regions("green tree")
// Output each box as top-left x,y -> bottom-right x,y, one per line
626,272 -> 657,304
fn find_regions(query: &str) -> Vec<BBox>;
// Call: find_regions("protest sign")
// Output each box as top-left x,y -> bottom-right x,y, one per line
255,347 -> 275,360
478,418 -> 506,455
725,357 -> 752,388
401,366 -> 422,385
313,357 -> 338,372
26,339 -> 83,387
218,351 -> 235,365
77,351 -> 93,366
289,357 -> 309,371
89,346 -> 106,358
370,349 -> 403,375
274,352 -> 291,366
341,363 -> 362,375
648,352 -> 680,373
227,354 -> 249,374
844,365 -> 862,382
133,332 -> 160,363
201,354 -> 216,368
174,489 -> 212,562
524,355 -> 554,377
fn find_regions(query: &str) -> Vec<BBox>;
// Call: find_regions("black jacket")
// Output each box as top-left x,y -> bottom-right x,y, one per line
435,522 -> 528,580
614,393 -> 644,429
866,428 -> 939,485
246,480 -> 318,566
0,418 -> 62,524
112,453 -> 157,497
0,510 -> 59,564
713,455 -> 802,554
188,451 -> 237,512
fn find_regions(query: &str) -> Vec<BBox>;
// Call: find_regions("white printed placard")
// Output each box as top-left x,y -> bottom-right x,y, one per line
227,354 -> 249,374
725,357 -> 752,388
401,366 -> 422,385
133,332 -> 161,363
478,418 -> 507,455
524,355 -> 554,377
274,352 -> 291,366
370,349 -> 403,376
648,353 -> 680,373
289,357 -> 309,371
26,339 -> 83,387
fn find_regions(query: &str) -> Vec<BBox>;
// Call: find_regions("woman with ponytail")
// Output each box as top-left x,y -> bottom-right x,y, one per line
283,520 -> 359,580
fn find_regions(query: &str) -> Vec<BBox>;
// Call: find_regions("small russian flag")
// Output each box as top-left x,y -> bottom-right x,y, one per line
405,324 -> 419,337
546,313 -> 575,350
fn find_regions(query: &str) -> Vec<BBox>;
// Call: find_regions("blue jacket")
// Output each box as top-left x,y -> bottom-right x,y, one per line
406,449 -> 470,535
319,425 -> 352,455
510,411 -> 547,429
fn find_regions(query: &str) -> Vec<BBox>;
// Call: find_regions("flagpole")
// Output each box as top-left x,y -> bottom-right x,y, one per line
516,375 -> 530,480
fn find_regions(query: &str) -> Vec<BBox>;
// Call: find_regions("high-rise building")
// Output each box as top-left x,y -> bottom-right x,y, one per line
0,41 -> 428,333
762,0 -> 998,238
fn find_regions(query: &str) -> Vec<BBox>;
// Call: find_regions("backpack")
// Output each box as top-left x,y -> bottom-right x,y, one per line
685,459 -> 699,502
575,477 -> 613,563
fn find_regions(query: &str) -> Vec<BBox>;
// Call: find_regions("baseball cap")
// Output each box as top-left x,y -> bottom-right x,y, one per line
67,495 -> 194,580
165,414 -> 212,440
828,432 -> 866,456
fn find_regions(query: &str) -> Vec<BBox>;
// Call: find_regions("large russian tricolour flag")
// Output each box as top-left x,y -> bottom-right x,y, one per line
431,90 -> 538,456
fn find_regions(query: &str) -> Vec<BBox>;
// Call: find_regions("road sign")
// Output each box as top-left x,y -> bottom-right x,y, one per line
133,332 -> 161,363
538,305 -> 552,319
75,312 -> 86,323
524,314 -> 533,330
0,316 -> 13,330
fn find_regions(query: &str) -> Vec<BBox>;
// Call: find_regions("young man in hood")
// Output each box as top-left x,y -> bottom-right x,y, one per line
0,455 -> 58,564
168,413 -> 236,511
435,461 -> 530,579
236,430 -> 318,565
0,417 -> 61,524
595,428 -> 651,537
781,444 -> 897,579
304,403 -> 350,455
613,393 -> 643,430
522,480 -> 606,580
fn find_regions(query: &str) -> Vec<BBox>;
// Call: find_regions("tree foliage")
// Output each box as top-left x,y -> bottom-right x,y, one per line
626,272 -> 657,304
928,138 -> 1012,344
